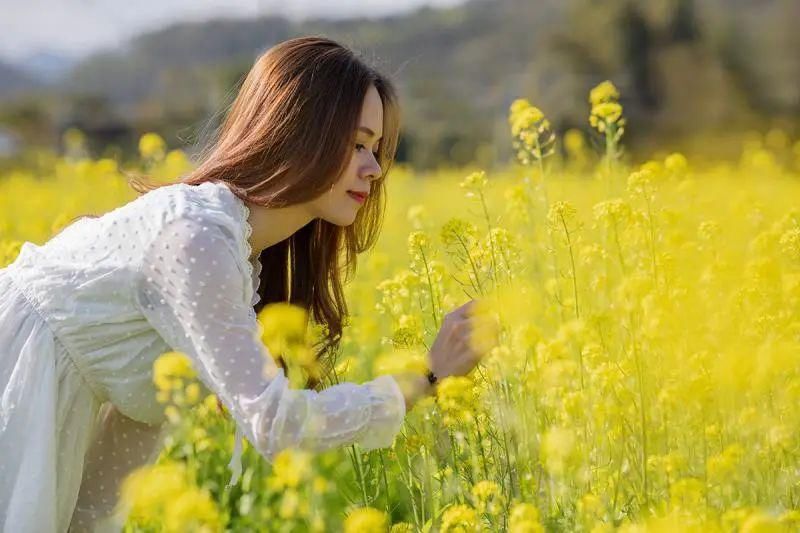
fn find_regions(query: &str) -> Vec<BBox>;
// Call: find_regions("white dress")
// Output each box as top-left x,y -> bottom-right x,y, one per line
0,180 -> 406,532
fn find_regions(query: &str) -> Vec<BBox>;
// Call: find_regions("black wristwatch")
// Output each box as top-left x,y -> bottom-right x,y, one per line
426,370 -> 438,386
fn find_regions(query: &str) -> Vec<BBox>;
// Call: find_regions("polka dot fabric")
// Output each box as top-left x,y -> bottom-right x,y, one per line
0,180 -> 406,532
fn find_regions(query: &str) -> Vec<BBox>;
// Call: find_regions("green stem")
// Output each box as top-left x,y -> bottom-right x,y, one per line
644,194 -> 659,290
379,451 -> 391,516
479,190 -> 499,290
559,214 -> 580,320
418,246 -> 441,329
474,420 -> 491,480
351,446 -> 369,507
403,450 -> 421,528
630,314 -> 649,507
456,234 -> 485,296
449,431 -> 465,503
612,219 -> 627,276
605,126 -> 616,196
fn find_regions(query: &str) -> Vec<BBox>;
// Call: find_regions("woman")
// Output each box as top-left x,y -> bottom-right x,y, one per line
0,36 -> 490,532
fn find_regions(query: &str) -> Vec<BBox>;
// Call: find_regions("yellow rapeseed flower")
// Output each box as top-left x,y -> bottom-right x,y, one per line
779,228 -> 800,262
589,80 -> 620,107
163,486 -> 222,533
312,475 -> 329,494
436,376 -> 477,426
164,405 -> 181,424
267,448 -> 313,491
577,493 -> 605,527
590,102 -> 624,132
509,502 -> 544,533
62,127 -> 87,154
343,506 -> 389,533
138,132 -> 166,160
440,504 -> 480,533
440,217 -> 479,248
592,102 -> 623,122
669,477 -> 705,512
459,170 -> 488,198
185,382 -> 201,405
258,302 -> 309,355
739,510 -> 784,533
510,106 -> 546,137
593,198 -> 633,227
547,200 -> 578,230
540,426 -> 579,477
509,98 -> 532,118
707,444 -> 744,484
278,489 -> 301,519
258,302 -> 319,387
471,480 -> 505,516
508,97 -> 555,166
407,230 -> 432,256
564,128 -> 587,157
0,240 -> 22,268
664,152 -> 689,175
153,351 -> 196,393
588,80 -> 625,136
119,462 -> 189,524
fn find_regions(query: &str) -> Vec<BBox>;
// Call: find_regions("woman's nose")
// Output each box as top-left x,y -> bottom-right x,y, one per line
364,166 -> 382,183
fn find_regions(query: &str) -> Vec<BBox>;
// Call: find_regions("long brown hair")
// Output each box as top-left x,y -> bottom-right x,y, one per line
124,36 -> 401,389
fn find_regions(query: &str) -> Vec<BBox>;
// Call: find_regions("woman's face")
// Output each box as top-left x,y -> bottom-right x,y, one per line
310,84 -> 384,226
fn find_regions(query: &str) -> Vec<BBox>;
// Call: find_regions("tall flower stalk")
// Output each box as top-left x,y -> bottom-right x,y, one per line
589,80 -> 626,196
507,98 -> 565,320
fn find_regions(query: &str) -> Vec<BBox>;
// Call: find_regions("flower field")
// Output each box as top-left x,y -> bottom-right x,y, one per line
2,82 -> 799,532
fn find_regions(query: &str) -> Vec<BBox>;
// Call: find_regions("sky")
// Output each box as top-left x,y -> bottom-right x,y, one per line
0,0 -> 468,62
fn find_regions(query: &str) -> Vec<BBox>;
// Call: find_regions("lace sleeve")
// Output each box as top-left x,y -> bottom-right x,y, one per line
134,215 -> 406,485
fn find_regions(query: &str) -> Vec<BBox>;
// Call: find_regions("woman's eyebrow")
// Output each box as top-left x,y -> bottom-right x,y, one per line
358,126 -> 383,140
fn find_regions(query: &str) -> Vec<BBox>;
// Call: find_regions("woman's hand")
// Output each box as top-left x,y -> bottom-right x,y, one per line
428,299 -> 498,380
393,299 -> 499,412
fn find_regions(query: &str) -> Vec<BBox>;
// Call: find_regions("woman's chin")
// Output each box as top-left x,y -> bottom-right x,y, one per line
322,211 -> 357,227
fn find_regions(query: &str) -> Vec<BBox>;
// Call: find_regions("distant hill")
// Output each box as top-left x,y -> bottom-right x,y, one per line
56,0 -> 594,167
0,60 -> 44,98
18,51 -> 78,84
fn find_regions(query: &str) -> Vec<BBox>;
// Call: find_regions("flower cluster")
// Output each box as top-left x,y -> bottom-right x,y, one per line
343,507 -> 389,533
436,376 -> 478,426
257,302 -> 319,387
153,351 -> 201,407
5,83 -> 800,533
119,462 -> 221,532
589,80 -> 626,138
508,98 -> 556,167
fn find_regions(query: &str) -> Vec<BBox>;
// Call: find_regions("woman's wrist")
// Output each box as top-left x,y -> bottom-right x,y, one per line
411,373 -> 434,408
394,372 -> 435,412
426,369 -> 439,387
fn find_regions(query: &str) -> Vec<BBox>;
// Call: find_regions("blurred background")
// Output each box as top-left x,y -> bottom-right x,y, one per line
1,0 -> 798,173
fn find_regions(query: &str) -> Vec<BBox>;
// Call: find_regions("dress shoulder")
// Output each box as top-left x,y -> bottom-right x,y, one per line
144,180 -> 252,266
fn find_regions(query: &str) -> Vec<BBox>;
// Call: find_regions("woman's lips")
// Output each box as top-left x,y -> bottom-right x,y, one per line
347,191 -> 367,203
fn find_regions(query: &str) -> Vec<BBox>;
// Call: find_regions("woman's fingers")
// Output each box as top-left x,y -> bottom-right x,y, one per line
470,314 -> 501,335
468,322 -> 500,357
451,300 -> 477,321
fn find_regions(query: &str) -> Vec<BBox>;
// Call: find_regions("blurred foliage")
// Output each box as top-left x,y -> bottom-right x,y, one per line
1,0 -> 799,171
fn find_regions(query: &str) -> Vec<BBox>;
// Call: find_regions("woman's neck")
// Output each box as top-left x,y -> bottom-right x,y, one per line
244,199 -> 316,258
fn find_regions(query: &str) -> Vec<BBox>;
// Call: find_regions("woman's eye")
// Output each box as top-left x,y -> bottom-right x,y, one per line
356,143 -> 380,157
